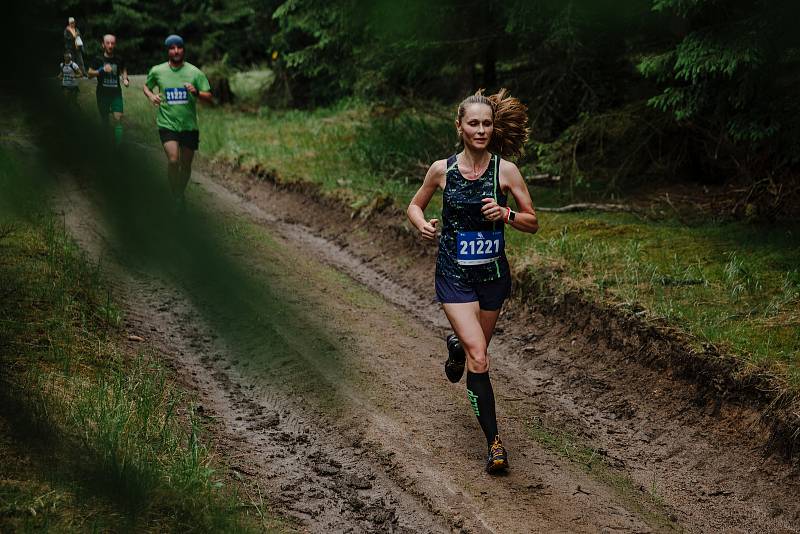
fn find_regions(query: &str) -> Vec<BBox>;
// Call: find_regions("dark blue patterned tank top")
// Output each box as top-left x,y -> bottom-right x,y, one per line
436,153 -> 510,282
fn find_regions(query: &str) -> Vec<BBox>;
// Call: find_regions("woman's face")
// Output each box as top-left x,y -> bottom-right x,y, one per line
457,103 -> 493,152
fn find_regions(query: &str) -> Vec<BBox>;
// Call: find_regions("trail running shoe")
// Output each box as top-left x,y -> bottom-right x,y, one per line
486,436 -> 509,474
445,333 -> 466,383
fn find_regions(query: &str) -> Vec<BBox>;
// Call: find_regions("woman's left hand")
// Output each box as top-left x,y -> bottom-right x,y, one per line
481,198 -> 506,222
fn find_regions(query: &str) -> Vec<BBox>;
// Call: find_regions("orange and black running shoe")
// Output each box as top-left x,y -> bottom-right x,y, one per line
486,436 -> 509,474
445,334 -> 466,383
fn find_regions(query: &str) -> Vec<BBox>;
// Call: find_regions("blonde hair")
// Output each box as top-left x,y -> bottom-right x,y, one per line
457,88 -> 530,159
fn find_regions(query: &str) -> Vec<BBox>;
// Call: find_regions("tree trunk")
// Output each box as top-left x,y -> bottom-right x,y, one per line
484,38 -> 497,89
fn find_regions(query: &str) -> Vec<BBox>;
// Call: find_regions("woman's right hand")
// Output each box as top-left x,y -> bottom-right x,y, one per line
418,218 -> 438,240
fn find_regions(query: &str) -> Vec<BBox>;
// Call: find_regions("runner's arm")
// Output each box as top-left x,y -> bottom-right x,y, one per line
407,160 -> 446,240
87,66 -> 101,78
142,83 -> 161,105
501,161 -> 539,234
184,80 -> 214,104
143,68 -> 162,105
196,73 -> 213,104
122,67 -> 129,87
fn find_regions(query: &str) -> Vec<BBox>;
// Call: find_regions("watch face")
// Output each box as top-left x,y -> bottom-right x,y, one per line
509,210 -> 516,221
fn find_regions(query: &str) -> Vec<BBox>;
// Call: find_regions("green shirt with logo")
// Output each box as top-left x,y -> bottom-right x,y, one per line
145,62 -> 211,132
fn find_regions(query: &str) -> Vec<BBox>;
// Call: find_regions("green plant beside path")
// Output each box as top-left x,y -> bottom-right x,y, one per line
0,150 -> 277,532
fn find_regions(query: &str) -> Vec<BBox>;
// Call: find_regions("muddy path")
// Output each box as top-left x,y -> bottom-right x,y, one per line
54,155 -> 800,533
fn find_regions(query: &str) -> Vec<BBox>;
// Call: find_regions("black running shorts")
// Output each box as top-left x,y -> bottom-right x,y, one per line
435,272 -> 511,311
158,128 -> 200,151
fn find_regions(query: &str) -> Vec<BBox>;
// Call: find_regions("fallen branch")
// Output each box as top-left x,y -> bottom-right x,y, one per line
536,203 -> 634,213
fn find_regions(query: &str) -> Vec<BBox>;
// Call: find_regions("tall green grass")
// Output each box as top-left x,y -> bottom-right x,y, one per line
353,107 -> 453,180
507,214 -> 800,382
0,160 -> 271,531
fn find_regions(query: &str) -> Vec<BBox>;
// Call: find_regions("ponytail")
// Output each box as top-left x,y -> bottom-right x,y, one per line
456,88 -> 530,159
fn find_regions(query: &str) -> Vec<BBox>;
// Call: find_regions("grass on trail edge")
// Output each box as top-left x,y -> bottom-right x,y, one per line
0,182 -> 283,530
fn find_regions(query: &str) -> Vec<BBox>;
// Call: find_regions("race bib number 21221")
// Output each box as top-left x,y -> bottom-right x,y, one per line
456,231 -> 503,265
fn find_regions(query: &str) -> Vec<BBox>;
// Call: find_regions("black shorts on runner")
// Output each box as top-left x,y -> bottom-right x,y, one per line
435,272 -> 511,311
158,128 -> 199,151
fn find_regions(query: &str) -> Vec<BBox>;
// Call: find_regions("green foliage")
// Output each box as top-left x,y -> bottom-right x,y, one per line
229,69 -> 275,106
0,212 -> 260,531
0,90 -> 297,523
351,1 -> 498,99
652,0 -> 707,17
270,0 -> 359,105
354,107 -> 453,180
638,0 -> 800,177
532,102 -> 686,196
504,0 -> 658,138
41,0 -> 282,72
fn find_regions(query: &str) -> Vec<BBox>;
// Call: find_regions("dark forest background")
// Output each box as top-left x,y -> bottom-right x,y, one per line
25,1 -> 800,215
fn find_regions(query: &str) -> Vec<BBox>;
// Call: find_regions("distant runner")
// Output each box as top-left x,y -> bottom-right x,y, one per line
58,52 -> 82,109
88,34 -> 128,144
142,35 -> 212,208
63,17 -> 86,77
407,89 -> 538,474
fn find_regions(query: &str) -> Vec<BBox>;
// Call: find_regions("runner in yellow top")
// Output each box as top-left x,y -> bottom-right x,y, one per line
143,35 -> 212,209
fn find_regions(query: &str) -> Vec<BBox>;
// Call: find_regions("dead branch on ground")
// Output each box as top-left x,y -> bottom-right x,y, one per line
536,203 -> 634,213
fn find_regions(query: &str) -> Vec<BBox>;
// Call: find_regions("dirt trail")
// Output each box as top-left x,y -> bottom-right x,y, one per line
55,159 -> 800,533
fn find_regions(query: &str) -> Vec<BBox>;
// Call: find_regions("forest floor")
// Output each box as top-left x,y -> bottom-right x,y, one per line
48,144 -> 800,533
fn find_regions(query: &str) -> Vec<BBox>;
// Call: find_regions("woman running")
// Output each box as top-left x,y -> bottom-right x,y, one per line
407,89 -> 538,473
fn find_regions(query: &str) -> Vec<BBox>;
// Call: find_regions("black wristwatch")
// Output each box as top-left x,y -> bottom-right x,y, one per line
508,209 -> 516,222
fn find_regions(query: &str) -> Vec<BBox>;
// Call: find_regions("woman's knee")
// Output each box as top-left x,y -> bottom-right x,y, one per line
463,343 -> 489,372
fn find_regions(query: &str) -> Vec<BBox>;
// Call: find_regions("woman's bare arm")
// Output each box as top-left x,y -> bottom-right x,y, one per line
407,159 -> 446,240
501,160 -> 539,233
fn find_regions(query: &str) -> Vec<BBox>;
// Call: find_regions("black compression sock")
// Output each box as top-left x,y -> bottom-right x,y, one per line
466,371 -> 499,447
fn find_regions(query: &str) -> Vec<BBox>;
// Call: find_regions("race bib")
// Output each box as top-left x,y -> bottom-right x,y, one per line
165,87 -> 189,105
456,231 -> 503,265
